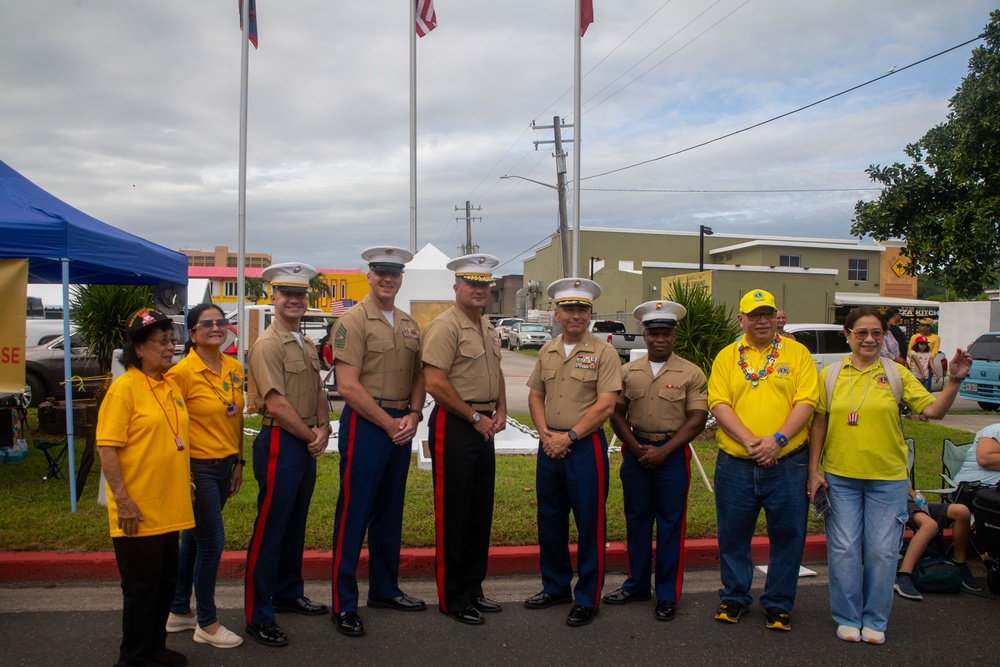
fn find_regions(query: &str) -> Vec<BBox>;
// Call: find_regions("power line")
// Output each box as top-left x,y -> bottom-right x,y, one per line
583,187 -> 882,193
495,232 -> 556,272
583,33 -> 986,182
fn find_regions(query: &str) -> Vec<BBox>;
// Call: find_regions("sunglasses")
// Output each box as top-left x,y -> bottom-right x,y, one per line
195,319 -> 229,330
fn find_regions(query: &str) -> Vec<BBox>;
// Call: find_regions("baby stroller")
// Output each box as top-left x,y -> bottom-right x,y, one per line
972,486 -> 1000,593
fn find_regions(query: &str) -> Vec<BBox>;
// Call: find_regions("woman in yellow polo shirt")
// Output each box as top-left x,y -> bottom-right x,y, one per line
808,306 -> 971,646
97,307 -> 193,667
164,304 -> 246,649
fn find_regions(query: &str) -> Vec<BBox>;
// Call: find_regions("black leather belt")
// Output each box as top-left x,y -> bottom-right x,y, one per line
633,429 -> 672,443
262,416 -> 318,427
373,398 -> 410,410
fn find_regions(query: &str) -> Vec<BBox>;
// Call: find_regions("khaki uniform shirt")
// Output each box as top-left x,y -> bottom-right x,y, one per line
527,332 -> 622,430
618,353 -> 708,433
331,295 -> 421,401
421,305 -> 502,403
248,318 -> 322,419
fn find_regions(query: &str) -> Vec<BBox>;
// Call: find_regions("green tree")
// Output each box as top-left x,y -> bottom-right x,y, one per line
309,272 -> 330,309
852,12 -> 1000,299
667,280 -> 742,378
70,284 -> 155,375
245,277 -> 266,304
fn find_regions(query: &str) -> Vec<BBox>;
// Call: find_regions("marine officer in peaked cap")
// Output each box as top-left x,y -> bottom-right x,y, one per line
422,253 -> 508,626
524,278 -> 621,627
329,247 -> 427,637
245,261 -> 331,647
604,301 -> 708,621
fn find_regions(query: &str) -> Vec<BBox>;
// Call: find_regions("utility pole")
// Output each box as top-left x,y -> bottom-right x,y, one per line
532,116 -> 573,278
455,200 -> 481,256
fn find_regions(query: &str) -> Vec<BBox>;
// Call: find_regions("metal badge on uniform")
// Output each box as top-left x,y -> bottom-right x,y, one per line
575,355 -> 598,370
227,404 -> 239,417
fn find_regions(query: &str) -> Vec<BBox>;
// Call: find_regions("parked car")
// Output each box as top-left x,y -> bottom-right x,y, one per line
495,317 -> 524,345
959,331 -> 1000,410
784,323 -> 947,391
507,322 -> 551,350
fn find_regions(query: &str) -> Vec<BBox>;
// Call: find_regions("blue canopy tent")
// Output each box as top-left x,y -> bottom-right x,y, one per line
0,158 -> 188,511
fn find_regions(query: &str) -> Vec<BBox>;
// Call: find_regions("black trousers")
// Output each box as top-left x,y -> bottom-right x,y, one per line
428,405 -> 496,612
112,532 -> 179,666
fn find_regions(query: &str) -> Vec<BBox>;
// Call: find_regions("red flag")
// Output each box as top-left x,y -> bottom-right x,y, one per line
416,0 -> 437,37
581,0 -> 594,36
238,0 -> 258,48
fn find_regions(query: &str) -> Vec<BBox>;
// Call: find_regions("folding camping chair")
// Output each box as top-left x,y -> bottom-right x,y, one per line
35,439 -> 68,482
940,438 -> 975,500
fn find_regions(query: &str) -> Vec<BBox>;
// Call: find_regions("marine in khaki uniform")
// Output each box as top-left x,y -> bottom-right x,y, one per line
524,278 -> 622,628
422,254 -> 507,626
329,247 -> 427,638
604,301 -> 708,622
244,262 -> 331,648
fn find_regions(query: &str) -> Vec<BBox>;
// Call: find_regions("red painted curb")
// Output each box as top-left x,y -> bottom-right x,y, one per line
0,535 -> 833,583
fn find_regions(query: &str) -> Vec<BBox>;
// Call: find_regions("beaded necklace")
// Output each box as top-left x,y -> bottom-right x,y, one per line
737,335 -> 782,389
200,368 -> 240,416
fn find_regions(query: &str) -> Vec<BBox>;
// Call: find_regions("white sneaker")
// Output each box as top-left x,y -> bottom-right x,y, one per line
193,624 -> 244,648
165,613 -> 197,632
861,627 -> 885,645
836,625 -> 861,642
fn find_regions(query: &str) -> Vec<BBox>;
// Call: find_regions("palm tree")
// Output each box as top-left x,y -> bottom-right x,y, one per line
70,284 -> 155,375
245,277 -> 266,304
667,279 -> 741,378
309,272 -> 330,309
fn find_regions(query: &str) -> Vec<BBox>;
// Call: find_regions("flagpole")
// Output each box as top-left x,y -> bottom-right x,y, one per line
409,0 -> 418,254
237,1 -> 250,377
572,0 -> 582,278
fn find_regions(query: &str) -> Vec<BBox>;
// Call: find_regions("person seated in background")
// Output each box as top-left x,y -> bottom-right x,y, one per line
894,486 -> 982,600
953,423 -> 1000,487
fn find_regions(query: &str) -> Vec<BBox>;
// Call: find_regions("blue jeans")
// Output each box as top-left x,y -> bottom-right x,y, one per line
171,455 -> 235,627
714,447 -> 809,611
825,474 -> 907,632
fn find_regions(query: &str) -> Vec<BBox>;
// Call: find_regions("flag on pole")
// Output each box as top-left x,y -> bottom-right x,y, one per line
238,0 -> 258,48
416,0 -> 437,37
581,0 -> 594,36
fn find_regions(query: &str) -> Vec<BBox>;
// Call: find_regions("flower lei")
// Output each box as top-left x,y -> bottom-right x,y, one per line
737,335 -> 782,387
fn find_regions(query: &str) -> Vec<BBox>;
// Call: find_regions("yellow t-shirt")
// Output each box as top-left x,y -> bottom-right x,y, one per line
817,356 -> 935,481
707,335 -> 819,458
97,367 -> 195,538
166,349 -> 244,460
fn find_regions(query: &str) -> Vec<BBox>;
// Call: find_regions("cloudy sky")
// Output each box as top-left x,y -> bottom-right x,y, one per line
2,1 -> 995,277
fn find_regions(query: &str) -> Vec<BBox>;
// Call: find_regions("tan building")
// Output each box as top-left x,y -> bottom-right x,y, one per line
521,228 -> 928,325
181,245 -> 271,269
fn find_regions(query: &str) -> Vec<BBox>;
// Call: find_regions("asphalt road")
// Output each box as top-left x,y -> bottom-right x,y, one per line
2,564 -> 997,666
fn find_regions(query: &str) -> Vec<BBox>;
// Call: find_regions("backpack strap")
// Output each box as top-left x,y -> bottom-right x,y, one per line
824,358 -> 903,407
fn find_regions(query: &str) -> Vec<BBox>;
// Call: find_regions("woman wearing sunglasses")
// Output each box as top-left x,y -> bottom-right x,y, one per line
165,304 -> 246,649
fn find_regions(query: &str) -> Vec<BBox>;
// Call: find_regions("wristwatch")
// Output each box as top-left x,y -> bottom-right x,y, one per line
410,409 -> 424,422
567,429 -> 579,442
774,432 -> 789,448
471,412 -> 481,424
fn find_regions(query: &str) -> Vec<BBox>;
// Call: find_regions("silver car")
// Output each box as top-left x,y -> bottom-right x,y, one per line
507,322 -> 551,350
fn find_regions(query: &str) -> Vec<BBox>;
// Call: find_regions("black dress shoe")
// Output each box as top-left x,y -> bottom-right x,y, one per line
655,600 -> 677,622
245,623 -> 288,647
603,588 -> 652,605
473,597 -> 503,613
442,605 -> 485,625
144,648 -> 187,666
332,611 -> 366,637
524,591 -> 573,609
274,596 -> 328,615
566,605 -> 598,627
367,593 -> 427,612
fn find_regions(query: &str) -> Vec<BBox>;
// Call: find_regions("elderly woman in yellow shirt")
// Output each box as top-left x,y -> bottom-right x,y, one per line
164,304 -> 246,649
98,308 -> 193,667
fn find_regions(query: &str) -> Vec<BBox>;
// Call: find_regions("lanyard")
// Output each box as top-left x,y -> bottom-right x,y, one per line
143,373 -> 184,450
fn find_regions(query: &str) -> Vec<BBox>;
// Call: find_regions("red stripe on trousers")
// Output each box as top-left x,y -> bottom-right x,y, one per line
675,445 -> 692,603
331,411 -> 358,611
592,433 -> 606,609
244,426 -> 282,624
432,408 -> 448,611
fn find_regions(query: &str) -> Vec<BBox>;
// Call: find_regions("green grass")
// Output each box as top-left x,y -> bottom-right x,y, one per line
0,411 -> 976,552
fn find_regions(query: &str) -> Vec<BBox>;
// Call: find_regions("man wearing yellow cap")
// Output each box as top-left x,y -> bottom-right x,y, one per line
422,254 -> 507,626
605,300 -> 708,622
907,318 -> 940,357
524,278 -> 622,628
707,289 -> 818,632
245,262 -> 331,647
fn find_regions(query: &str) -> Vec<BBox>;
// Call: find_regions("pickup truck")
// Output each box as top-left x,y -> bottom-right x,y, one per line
589,320 -> 644,359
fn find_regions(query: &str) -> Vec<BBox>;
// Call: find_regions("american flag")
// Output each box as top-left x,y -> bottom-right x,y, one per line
238,0 -> 258,48
581,0 -> 594,36
416,0 -> 437,37
329,299 -> 356,316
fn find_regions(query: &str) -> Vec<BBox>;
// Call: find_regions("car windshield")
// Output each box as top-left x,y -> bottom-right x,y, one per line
521,324 -> 545,332
969,334 -> 1000,361
499,319 -> 521,327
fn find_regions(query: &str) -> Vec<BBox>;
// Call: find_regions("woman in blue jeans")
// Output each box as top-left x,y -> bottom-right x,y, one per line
165,304 -> 247,649
808,307 -> 970,645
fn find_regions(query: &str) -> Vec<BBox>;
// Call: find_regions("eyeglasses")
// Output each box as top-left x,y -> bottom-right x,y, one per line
744,311 -> 777,322
195,319 -> 229,330
850,329 -> 885,340
146,336 -> 177,347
